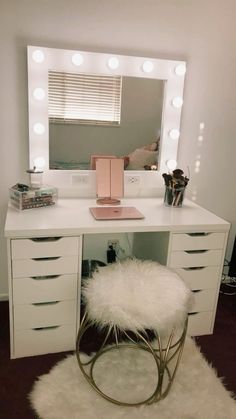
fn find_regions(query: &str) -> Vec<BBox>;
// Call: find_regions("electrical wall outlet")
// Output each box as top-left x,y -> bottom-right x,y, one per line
71,174 -> 89,185
126,175 -> 141,185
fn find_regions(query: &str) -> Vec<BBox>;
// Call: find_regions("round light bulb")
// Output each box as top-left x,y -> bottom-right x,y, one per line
166,159 -> 177,171
32,50 -> 45,63
72,53 -> 84,66
34,157 -> 46,169
172,97 -> 183,108
142,60 -> 154,73
108,57 -> 119,70
33,122 -> 45,135
33,88 -> 45,101
174,64 -> 186,76
169,129 -> 180,140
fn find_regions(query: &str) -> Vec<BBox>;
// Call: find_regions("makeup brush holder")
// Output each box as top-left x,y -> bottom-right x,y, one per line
164,186 -> 186,207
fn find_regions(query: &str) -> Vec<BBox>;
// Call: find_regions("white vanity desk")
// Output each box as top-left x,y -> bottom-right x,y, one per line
5,197 -> 230,358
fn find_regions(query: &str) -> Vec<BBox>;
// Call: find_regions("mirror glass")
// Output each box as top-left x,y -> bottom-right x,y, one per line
49,76 -> 164,170
27,46 -> 186,184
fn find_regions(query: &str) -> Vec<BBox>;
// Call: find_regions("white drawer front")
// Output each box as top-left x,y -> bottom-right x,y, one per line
13,274 -> 77,304
11,237 -> 80,259
14,325 -> 76,358
190,289 -> 217,312
175,266 -> 220,290
187,311 -> 213,336
12,255 -> 79,278
169,249 -> 223,268
14,300 -> 77,329
171,232 -> 225,251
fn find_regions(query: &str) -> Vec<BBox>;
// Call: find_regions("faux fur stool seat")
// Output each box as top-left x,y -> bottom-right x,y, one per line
76,258 -> 192,406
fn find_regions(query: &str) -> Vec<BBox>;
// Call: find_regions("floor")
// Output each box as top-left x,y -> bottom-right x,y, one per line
0,293 -> 235,419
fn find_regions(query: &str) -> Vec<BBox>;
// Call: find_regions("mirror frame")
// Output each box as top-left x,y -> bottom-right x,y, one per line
27,45 -> 186,193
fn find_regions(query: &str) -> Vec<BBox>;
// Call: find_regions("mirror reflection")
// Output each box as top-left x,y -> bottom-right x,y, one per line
49,75 -> 164,170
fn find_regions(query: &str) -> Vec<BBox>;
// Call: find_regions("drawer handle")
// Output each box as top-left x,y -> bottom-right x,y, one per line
32,257 -> 61,261
32,301 -> 60,306
183,267 -> 205,271
31,275 -> 60,280
188,312 -> 199,316
30,237 -> 62,242
192,290 -> 202,293
184,250 -> 208,254
187,233 -> 211,237
32,326 -> 60,331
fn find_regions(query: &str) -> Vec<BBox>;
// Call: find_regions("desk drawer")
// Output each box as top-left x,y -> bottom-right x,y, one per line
14,300 -> 76,330
11,237 -> 80,259
14,325 -> 76,358
13,274 -> 77,304
12,256 -> 78,278
171,232 -> 225,251
169,249 -> 222,268
190,289 -> 217,312
188,311 -> 213,336
175,266 -> 220,290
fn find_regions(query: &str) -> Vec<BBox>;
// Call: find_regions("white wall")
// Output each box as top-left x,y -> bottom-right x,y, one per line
1,0 -> 236,296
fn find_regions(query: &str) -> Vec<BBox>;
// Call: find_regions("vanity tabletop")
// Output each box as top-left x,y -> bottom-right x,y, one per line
4,198 -> 230,238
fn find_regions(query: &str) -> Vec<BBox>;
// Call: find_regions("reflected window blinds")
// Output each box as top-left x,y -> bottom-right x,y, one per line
48,71 -> 122,126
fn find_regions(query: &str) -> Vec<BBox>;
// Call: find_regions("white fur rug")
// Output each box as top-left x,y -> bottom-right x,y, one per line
30,338 -> 236,419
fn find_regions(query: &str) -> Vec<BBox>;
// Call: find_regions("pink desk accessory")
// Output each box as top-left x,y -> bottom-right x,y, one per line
90,206 -> 144,220
95,157 -> 124,205
90,155 -> 116,170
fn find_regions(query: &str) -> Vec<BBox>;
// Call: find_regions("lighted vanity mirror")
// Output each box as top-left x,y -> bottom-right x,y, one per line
27,46 -> 186,183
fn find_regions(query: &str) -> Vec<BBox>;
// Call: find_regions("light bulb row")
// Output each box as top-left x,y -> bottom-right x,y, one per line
33,121 -> 179,140
33,155 -> 178,172
33,86 -> 183,110
32,49 -> 186,75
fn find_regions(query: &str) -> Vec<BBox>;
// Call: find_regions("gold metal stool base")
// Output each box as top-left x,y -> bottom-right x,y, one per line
76,313 -> 188,406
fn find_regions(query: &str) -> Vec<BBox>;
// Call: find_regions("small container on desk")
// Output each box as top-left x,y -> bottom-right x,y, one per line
164,186 -> 186,207
9,184 -> 58,211
26,167 -> 43,189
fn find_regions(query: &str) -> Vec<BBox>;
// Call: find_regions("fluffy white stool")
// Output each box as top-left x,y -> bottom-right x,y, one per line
76,258 -> 192,406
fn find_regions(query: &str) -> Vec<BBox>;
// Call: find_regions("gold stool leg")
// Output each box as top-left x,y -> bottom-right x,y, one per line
76,314 -> 188,406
